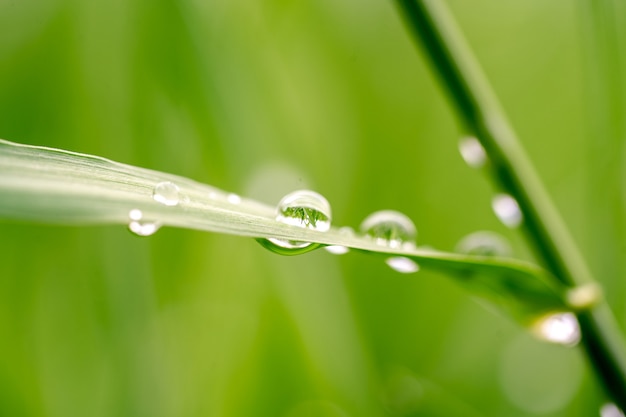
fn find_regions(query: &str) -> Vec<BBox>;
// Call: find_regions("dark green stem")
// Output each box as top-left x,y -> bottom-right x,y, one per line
394,0 -> 626,408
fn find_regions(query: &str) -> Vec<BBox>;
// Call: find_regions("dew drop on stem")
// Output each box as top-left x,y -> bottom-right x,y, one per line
128,209 -> 160,236
360,210 -> 417,249
152,181 -> 180,206
492,194 -> 523,228
458,136 -> 487,168
601,403 -> 625,417
264,190 -> 332,251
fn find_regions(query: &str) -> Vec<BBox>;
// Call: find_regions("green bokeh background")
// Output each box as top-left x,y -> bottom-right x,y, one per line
0,0 -> 624,415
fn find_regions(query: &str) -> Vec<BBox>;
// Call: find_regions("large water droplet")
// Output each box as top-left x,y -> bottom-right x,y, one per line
492,194 -> 523,228
128,209 -> 160,236
152,181 -> 180,206
266,190 -> 331,250
386,257 -> 419,274
455,231 -> 512,257
532,312 -> 581,346
458,136 -> 487,168
360,210 -> 416,248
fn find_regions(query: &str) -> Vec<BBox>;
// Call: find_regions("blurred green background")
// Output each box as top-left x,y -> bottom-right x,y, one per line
0,0 -> 624,415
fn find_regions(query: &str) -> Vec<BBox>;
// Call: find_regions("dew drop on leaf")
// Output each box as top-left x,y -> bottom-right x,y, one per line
455,231 -> 512,257
458,136 -> 487,168
492,194 -> 523,228
152,181 -> 180,206
227,193 -> 241,204
386,256 -> 419,274
360,210 -> 416,248
265,190 -> 332,250
128,209 -> 160,236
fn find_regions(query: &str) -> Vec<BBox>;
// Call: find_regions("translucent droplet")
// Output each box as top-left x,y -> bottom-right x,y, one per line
492,194 -> 523,228
208,191 -> 217,200
128,209 -> 160,236
386,257 -> 419,274
566,283 -> 602,310
532,312 -> 581,346
458,136 -> 487,168
324,245 -> 349,255
227,193 -> 241,204
266,190 -> 332,249
360,210 -> 416,248
455,231 -> 512,257
152,181 -> 180,206
601,403 -> 625,417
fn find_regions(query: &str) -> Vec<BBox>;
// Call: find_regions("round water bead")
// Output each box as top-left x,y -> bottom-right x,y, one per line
152,181 -> 180,206
360,210 -> 417,248
128,209 -> 160,236
458,136 -> 487,168
455,231 -> 512,257
385,257 -> 419,274
492,194 -> 523,228
267,190 -> 332,250
532,312 -> 581,346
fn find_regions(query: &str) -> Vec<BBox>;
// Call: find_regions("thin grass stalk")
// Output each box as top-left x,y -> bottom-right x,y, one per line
394,0 -> 626,407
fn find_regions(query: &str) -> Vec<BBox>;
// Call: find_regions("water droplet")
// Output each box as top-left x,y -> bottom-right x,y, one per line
152,181 -> 180,206
386,257 -> 419,274
566,283 -> 602,310
458,136 -> 487,168
492,194 -> 523,228
360,210 -> 416,248
324,245 -> 349,255
208,191 -> 217,199
455,231 -> 512,257
601,403 -> 625,417
227,193 -> 241,204
532,312 -> 581,346
128,209 -> 160,236
266,190 -> 332,250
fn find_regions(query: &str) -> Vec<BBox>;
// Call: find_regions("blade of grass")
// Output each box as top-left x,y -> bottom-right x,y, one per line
393,0 -> 626,407
0,138 -> 571,326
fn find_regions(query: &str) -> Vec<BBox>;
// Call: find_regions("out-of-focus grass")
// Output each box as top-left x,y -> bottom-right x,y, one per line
0,0 -> 618,415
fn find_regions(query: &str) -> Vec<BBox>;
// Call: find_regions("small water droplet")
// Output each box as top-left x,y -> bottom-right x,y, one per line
601,403 -> 625,417
492,194 -> 523,228
360,210 -> 416,248
266,190 -> 332,250
532,312 -> 581,346
386,257 -> 419,274
152,181 -> 180,206
566,283 -> 602,310
456,231 -> 512,257
458,136 -> 487,168
324,245 -> 349,255
128,209 -> 160,236
227,193 -> 241,204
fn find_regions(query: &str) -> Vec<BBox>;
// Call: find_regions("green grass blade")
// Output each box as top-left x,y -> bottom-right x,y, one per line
393,0 -> 626,407
0,138 -> 571,326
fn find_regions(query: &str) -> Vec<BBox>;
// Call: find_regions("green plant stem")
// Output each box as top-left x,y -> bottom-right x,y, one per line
394,0 -> 626,407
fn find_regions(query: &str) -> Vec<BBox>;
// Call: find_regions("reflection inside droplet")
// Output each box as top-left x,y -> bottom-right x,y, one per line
533,312 -> 581,346
458,136 -> 487,168
492,194 -> 523,228
128,209 -> 160,236
386,257 -> 419,274
360,210 -> 417,249
266,189 -> 332,250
